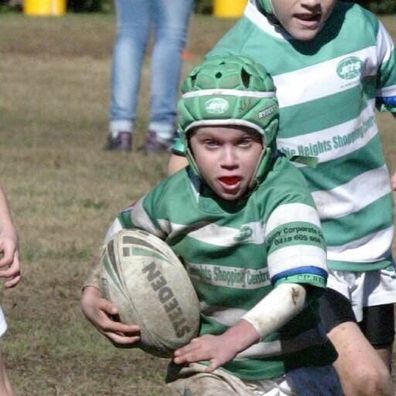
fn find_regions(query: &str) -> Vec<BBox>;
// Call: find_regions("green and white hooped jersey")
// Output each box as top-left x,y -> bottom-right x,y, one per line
203,1 -> 396,272
106,156 -> 336,380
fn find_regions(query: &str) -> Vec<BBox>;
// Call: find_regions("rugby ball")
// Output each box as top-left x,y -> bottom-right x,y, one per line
100,228 -> 200,357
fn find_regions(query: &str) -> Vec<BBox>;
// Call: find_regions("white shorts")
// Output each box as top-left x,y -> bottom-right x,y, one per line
0,306 -> 7,337
326,266 -> 396,322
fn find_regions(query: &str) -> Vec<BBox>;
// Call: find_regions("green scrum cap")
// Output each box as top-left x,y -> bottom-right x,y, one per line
177,55 -> 279,185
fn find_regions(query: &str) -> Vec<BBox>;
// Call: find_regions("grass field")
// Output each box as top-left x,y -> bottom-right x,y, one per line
0,11 -> 395,396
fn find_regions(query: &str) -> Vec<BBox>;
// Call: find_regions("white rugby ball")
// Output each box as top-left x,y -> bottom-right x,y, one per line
100,228 -> 200,357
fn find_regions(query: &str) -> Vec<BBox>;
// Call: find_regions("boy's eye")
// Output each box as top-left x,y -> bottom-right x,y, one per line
204,139 -> 220,148
239,138 -> 253,148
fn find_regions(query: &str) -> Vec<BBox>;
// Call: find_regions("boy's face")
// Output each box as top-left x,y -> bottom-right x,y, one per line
189,126 -> 263,201
271,0 -> 336,41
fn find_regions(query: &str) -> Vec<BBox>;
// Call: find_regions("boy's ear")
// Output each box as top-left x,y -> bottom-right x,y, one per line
257,0 -> 274,15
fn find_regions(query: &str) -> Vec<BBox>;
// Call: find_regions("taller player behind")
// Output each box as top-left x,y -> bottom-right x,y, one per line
168,1 -> 396,394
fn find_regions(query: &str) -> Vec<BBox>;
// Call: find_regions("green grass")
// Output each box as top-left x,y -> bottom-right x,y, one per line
0,11 -> 395,395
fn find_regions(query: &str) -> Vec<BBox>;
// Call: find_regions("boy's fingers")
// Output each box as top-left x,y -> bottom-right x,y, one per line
97,308 -> 140,335
205,360 -> 219,373
174,345 -> 194,360
4,273 -> 21,288
0,253 -> 20,287
0,257 -> 20,278
98,298 -> 119,316
0,249 -> 13,267
174,337 -> 200,354
102,317 -> 139,334
174,346 -> 210,365
0,239 -> 18,266
100,317 -> 141,345
106,332 -> 140,345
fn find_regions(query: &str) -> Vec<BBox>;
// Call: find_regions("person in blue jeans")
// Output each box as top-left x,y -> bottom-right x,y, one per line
105,0 -> 194,153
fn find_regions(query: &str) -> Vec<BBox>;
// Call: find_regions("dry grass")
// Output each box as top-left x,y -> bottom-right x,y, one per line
0,12 -> 234,396
0,11 -> 395,396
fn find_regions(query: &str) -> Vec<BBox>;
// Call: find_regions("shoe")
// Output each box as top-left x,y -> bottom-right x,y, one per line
143,130 -> 172,154
104,132 -> 132,152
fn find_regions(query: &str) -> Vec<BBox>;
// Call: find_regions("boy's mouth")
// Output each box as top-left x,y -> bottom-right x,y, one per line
218,176 -> 242,186
295,12 -> 321,25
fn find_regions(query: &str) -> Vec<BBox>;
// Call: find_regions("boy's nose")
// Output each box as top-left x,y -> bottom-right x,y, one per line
220,147 -> 238,168
300,0 -> 321,10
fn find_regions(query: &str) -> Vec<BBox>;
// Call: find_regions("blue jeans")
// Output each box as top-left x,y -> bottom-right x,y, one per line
110,0 -> 194,140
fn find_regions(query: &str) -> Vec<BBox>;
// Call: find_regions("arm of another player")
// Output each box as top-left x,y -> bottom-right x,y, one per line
173,283 -> 306,372
392,113 -> 396,190
0,185 -> 20,288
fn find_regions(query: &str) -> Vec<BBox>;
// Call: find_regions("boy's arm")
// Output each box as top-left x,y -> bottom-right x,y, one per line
81,217 -> 140,346
0,185 -> 20,288
375,21 -> 396,112
82,188 -> 175,346
174,283 -> 306,372
81,195 -> 162,346
392,115 -> 396,190
174,190 -> 325,371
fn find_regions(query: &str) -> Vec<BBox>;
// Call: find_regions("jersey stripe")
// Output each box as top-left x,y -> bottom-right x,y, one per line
323,194 -> 393,246
277,106 -> 378,165
268,245 -> 327,277
273,47 -> 377,108
311,165 -> 391,219
265,203 -> 320,235
327,226 -> 394,263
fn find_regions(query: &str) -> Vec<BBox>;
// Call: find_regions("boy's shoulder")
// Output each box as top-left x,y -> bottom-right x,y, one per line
267,154 -> 309,187
129,168 -> 195,226
206,15 -> 258,58
255,154 -> 315,206
147,167 -> 191,199
334,1 -> 381,29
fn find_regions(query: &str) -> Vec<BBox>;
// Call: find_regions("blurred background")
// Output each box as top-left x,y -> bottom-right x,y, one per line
0,0 -> 395,16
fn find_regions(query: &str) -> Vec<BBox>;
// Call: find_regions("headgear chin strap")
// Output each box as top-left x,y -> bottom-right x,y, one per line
257,0 -> 274,15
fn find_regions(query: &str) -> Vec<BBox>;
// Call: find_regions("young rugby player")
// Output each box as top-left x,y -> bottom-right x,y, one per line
82,56 -> 342,395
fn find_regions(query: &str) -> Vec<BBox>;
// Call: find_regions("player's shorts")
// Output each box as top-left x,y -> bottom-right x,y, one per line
166,362 -> 343,395
319,266 -> 396,346
0,306 -> 7,338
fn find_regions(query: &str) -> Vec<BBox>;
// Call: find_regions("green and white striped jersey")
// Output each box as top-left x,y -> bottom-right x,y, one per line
202,1 -> 396,272
107,156 -> 336,380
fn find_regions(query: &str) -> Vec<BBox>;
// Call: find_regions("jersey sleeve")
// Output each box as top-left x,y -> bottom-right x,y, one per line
265,202 -> 328,289
375,21 -> 396,113
115,195 -> 167,239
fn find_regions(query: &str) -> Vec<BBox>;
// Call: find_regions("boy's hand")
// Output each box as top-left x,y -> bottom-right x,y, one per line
391,172 -> 396,191
173,334 -> 240,372
0,232 -> 21,288
81,286 -> 140,346
173,319 -> 260,372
